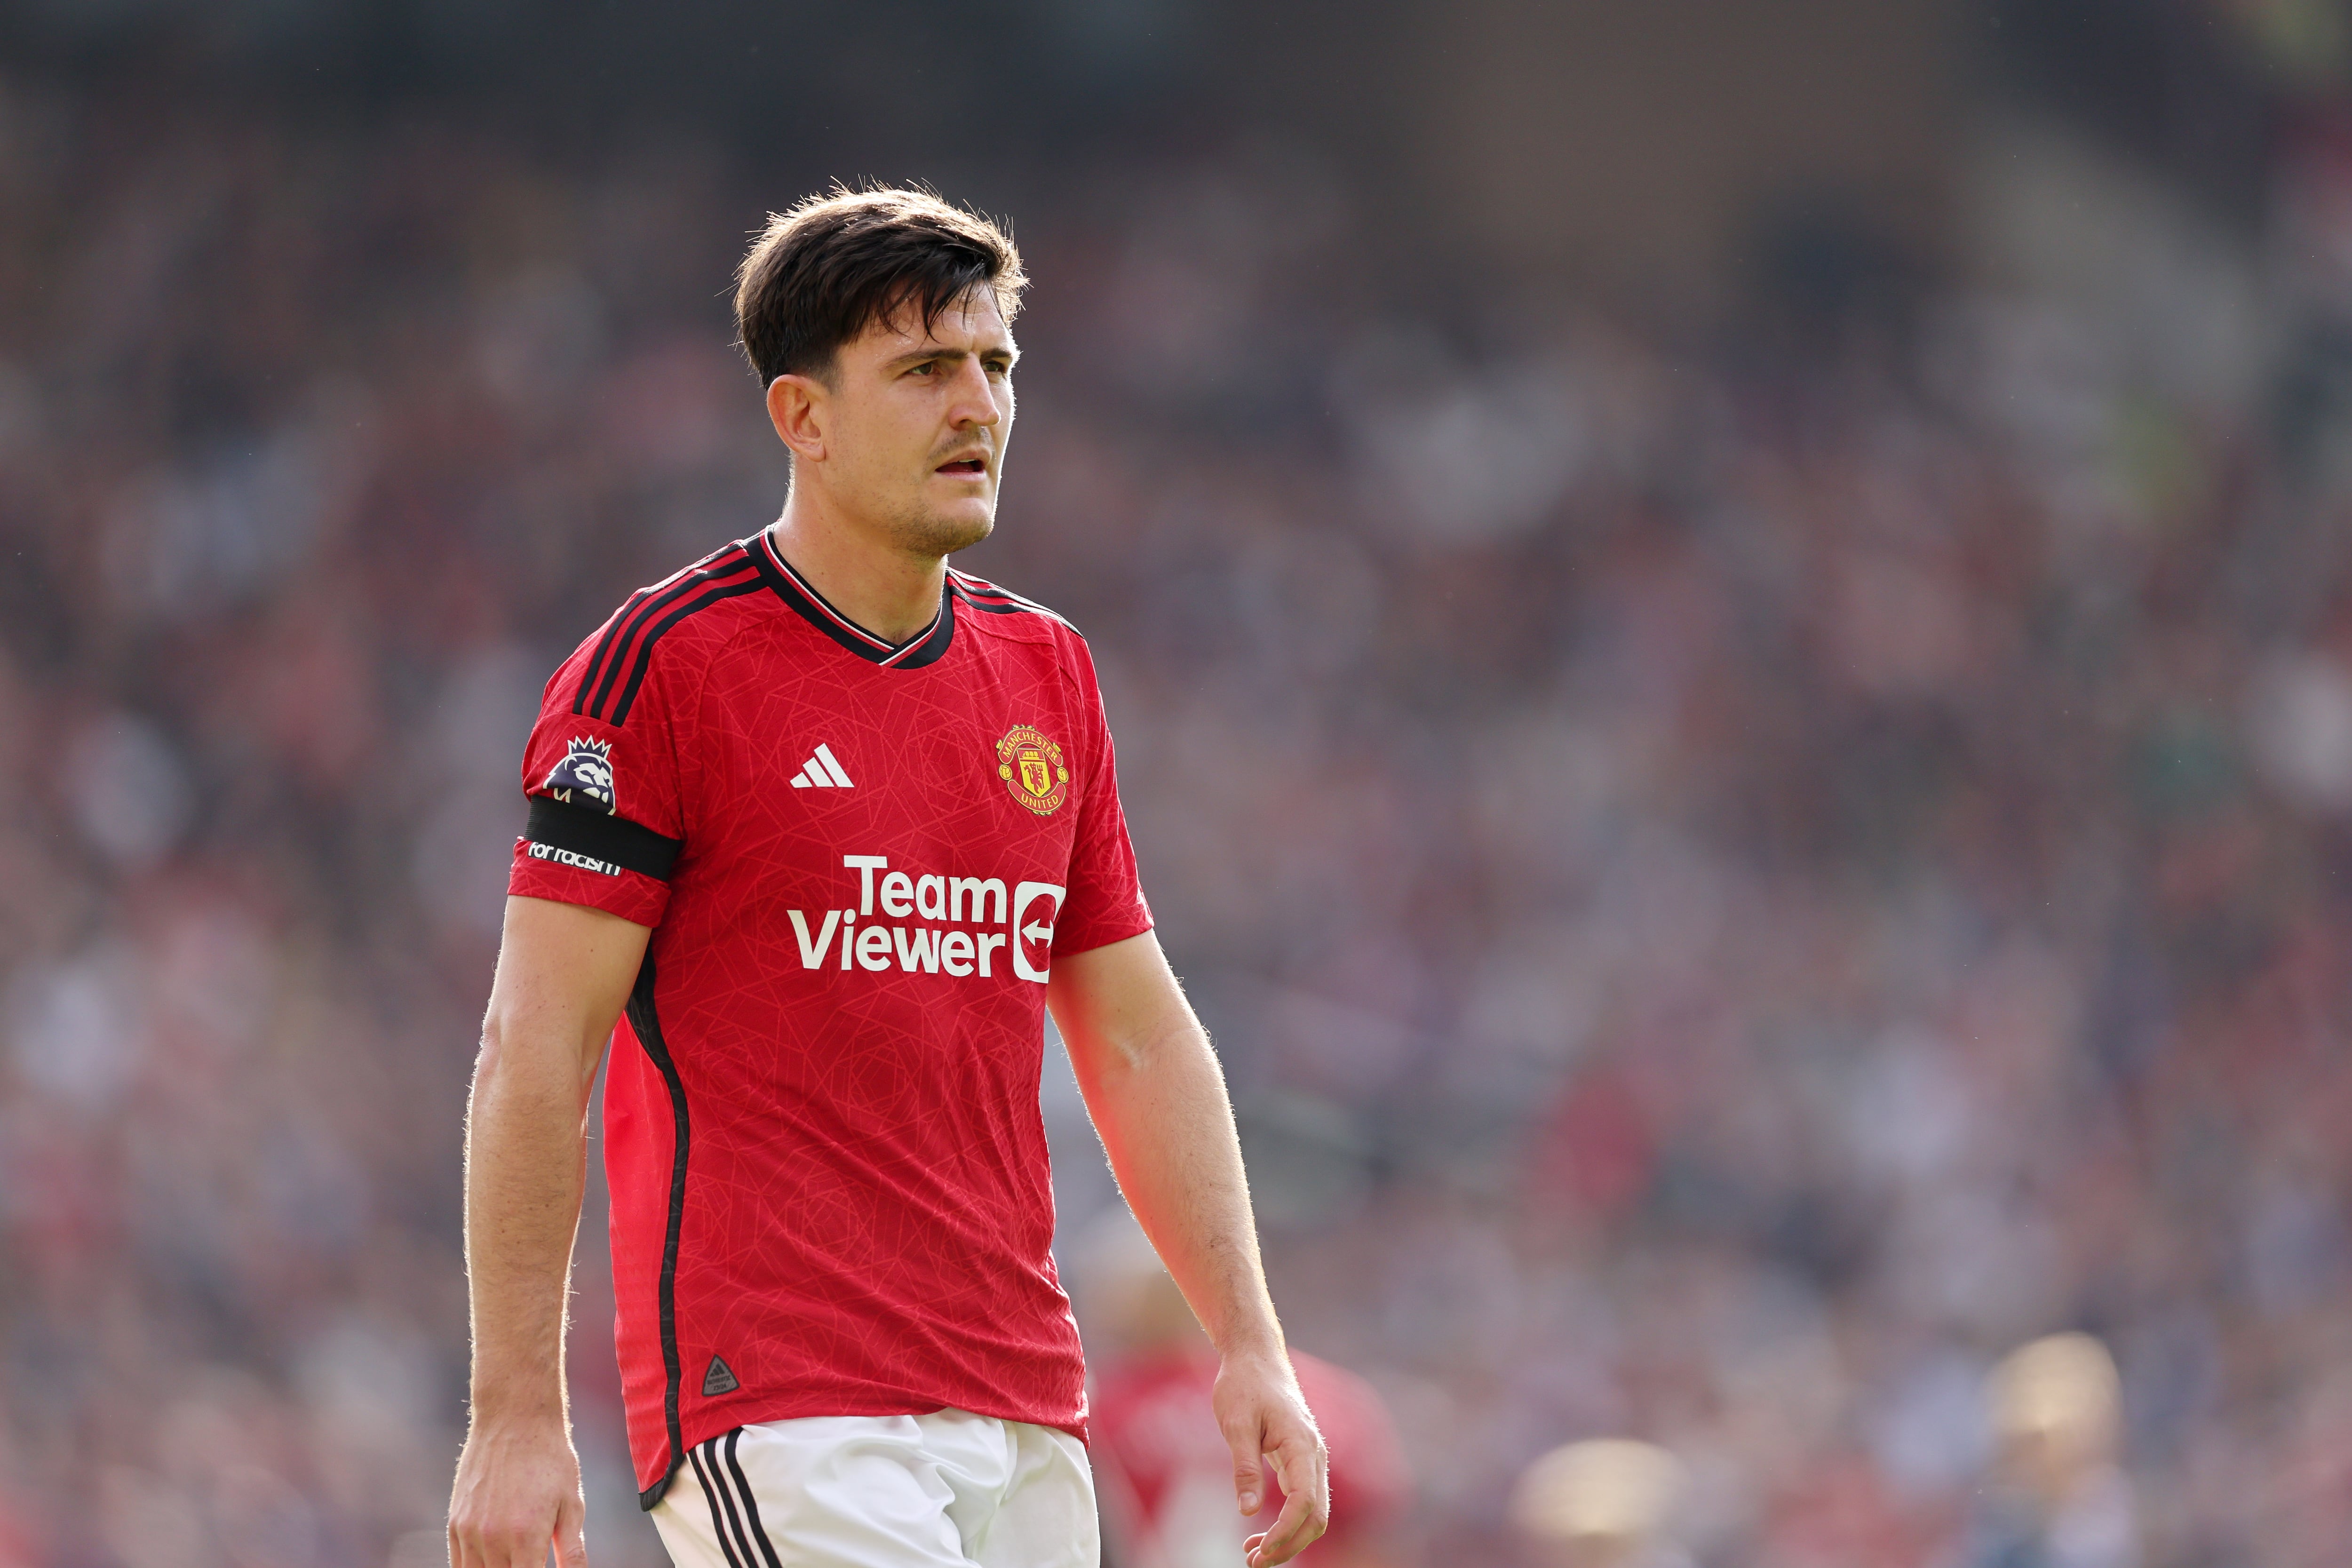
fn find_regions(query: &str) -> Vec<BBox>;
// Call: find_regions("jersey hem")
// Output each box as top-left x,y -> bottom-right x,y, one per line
641,1395 -> 1091,1505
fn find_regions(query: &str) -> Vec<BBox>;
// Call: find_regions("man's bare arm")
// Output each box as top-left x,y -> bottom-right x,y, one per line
1049,931 -> 1329,1568
448,895 -> 651,1568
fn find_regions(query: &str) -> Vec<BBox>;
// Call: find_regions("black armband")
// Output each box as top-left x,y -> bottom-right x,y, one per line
524,795 -> 684,881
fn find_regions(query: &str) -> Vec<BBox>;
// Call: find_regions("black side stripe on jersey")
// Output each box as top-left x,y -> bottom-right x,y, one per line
629,955 -> 693,1512
750,529 -> 956,669
720,1429 -> 785,1568
576,548 -> 761,721
608,574 -> 769,726
574,543 -> 750,718
524,796 -> 684,880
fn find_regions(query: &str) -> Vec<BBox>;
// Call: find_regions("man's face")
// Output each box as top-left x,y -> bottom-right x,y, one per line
815,288 -> 1016,559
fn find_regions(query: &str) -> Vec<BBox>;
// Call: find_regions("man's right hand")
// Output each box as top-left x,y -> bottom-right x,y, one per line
448,1419 -> 589,1568
453,897 -> 646,1568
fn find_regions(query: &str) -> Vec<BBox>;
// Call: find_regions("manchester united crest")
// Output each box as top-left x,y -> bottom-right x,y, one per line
995,725 -> 1070,816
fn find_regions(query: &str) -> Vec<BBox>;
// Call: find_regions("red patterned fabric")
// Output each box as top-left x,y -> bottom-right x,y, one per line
508,533 -> 1153,1501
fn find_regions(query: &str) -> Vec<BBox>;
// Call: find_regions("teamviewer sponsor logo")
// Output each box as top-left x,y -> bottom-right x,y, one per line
784,854 -> 1065,983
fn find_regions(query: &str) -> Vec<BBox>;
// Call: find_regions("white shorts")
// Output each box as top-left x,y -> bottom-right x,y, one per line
649,1409 -> 1099,1568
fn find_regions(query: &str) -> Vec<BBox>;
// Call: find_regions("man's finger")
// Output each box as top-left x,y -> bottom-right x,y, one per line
554,1488 -> 590,1568
501,1523 -> 546,1568
1245,1486 -> 1318,1567
456,1517 -> 549,1568
449,1520 -> 491,1568
1222,1416 -> 1266,1516
1295,1427 -> 1332,1522
1248,1435 -> 1329,1566
476,1528 -> 509,1568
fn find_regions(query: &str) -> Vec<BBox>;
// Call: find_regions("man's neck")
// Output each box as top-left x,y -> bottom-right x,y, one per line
767,493 -> 947,646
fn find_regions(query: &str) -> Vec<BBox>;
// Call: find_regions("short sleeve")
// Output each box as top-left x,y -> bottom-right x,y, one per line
1050,637 -> 1153,957
507,626 -> 689,930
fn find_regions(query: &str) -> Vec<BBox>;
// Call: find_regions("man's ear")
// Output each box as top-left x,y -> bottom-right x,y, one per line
766,374 -> 828,462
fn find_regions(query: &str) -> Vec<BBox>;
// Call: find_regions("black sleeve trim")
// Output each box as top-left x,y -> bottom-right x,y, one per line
524,794 -> 684,881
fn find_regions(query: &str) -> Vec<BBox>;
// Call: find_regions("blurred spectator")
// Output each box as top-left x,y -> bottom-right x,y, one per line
1077,1214 -> 1410,1568
1509,1440 -> 1690,1568
1964,1334 -> 2140,1568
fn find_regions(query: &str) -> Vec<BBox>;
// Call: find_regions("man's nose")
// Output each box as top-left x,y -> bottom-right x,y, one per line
946,358 -> 1003,426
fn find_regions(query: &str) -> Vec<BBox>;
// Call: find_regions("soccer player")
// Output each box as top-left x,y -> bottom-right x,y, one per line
445,188 -> 1327,1568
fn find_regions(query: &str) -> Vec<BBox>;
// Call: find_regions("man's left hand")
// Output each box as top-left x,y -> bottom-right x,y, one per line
1213,1348 -> 1329,1567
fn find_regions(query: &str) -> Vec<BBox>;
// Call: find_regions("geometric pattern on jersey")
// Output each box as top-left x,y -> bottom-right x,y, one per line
509,529 -> 1153,1506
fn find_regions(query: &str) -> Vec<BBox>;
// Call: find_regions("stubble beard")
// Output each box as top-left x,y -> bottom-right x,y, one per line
880,495 -> 994,561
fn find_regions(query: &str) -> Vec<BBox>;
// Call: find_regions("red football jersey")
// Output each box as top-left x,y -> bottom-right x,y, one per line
508,530 -> 1153,1504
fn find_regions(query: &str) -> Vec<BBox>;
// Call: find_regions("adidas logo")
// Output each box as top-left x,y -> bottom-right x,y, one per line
789,743 -> 856,789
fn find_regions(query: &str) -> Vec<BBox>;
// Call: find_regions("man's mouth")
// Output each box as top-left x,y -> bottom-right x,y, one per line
937,456 -> 987,478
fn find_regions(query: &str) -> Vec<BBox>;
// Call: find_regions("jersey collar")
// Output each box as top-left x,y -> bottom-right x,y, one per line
749,528 -> 956,669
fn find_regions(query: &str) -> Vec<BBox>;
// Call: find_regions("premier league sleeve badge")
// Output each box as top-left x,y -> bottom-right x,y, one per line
542,736 -> 619,813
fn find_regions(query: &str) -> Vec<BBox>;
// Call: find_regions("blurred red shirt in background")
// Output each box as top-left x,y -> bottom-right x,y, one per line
1090,1346 -> 1410,1568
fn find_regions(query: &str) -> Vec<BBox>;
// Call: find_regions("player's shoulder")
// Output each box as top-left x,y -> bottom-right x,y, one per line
948,567 -> 1087,652
556,536 -> 775,726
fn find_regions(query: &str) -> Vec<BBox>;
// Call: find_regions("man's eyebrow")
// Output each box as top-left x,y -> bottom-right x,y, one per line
884,343 -> 1019,370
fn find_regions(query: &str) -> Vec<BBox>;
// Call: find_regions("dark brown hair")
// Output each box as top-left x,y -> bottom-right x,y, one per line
733,185 -> 1026,385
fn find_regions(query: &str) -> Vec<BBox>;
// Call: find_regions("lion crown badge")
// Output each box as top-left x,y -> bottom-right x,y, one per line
543,736 -> 618,813
995,725 -> 1069,816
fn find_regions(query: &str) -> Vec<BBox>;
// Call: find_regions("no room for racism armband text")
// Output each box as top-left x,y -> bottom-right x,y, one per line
523,794 -> 685,881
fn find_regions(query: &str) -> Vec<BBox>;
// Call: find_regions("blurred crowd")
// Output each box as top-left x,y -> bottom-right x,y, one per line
5,57 -> 2352,1568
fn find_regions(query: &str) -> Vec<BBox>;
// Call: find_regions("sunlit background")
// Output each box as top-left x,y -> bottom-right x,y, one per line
5,2 -> 2352,1564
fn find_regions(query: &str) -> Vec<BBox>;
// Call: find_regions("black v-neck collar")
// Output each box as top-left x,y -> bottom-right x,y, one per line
749,529 -> 956,669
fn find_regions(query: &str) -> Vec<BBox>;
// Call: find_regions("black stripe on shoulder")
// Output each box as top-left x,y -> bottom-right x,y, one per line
949,576 -> 1082,637
586,549 -> 761,720
577,546 -> 759,720
574,542 -> 746,717
573,585 -> 660,717
524,795 -> 683,881
609,574 -> 769,725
